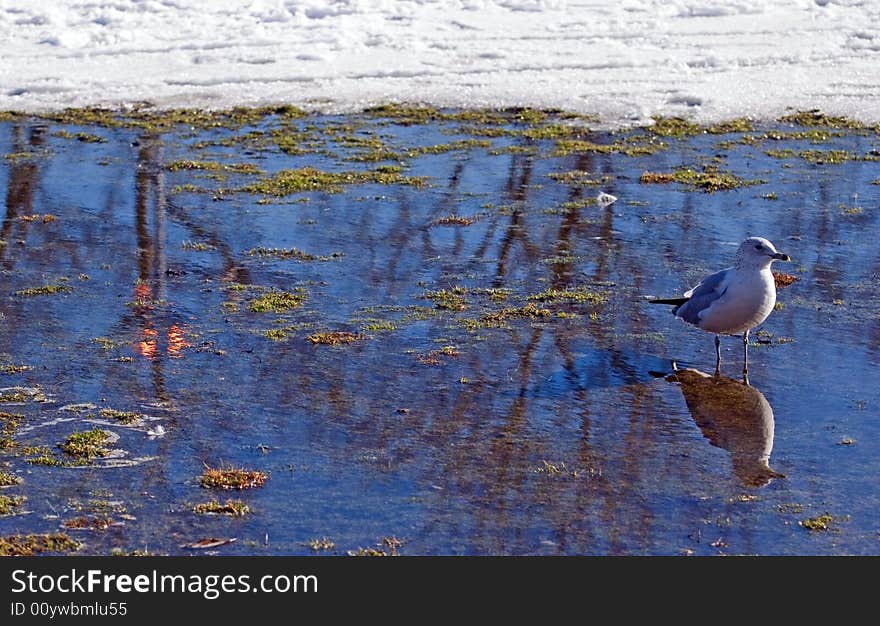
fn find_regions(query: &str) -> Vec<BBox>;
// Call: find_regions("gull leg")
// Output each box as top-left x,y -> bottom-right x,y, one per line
742,330 -> 750,384
714,335 -> 721,377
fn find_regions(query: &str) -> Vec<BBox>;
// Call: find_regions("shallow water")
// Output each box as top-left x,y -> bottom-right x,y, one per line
1,110 -> 878,555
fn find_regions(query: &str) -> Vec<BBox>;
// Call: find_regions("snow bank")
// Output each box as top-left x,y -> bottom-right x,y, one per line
1,0 -> 878,126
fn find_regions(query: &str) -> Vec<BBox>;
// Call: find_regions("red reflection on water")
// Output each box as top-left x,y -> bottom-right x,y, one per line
138,327 -> 159,359
167,324 -> 191,358
135,325 -> 190,360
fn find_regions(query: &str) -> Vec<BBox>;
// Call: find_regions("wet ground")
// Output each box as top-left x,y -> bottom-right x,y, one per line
0,107 -> 878,555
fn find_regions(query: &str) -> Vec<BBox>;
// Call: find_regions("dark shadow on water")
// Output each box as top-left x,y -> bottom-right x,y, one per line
667,367 -> 783,488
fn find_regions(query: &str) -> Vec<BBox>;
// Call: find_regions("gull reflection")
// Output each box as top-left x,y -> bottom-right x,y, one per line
668,367 -> 784,487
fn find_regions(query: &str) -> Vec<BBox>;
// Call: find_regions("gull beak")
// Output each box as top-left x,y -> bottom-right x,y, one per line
772,252 -> 791,262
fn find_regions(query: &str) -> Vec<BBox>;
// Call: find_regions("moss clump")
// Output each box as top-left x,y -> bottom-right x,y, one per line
26,454 -> 67,466
181,241 -> 215,252
0,533 -> 79,556
52,130 -> 107,143
705,118 -> 754,134
554,139 -> 663,157
0,391 -> 29,403
40,105 -> 304,131
433,215 -> 476,226
462,302 -> 553,330
193,499 -> 251,517
417,346 -> 460,365
528,287 -> 608,305
199,465 -> 268,490
779,110 -> 865,130
364,104 -> 444,125
362,320 -> 397,332
406,139 -> 491,155
640,167 -> 763,192
14,284 -> 72,297
518,123 -> 590,140
648,116 -> 702,137
98,408 -> 140,424
307,331 -> 365,345
264,328 -> 288,341
249,289 -> 306,313
0,494 -> 25,515
800,514 -> 834,531
62,516 -> 114,530
773,272 -> 799,289
248,247 -> 342,261
547,171 -> 608,186
765,148 -> 797,159
0,468 -> 21,485
307,537 -> 335,551
59,428 -> 111,459
164,160 -> 261,174
238,165 -> 426,196
422,287 -> 468,311
798,150 -> 859,164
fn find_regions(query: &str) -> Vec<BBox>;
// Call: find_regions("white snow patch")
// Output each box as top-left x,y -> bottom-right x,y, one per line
0,0 -> 878,125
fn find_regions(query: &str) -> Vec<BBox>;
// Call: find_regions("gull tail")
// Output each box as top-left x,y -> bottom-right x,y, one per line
645,297 -> 689,306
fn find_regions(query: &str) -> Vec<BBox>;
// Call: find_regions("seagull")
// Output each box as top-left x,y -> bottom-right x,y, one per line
649,237 -> 791,379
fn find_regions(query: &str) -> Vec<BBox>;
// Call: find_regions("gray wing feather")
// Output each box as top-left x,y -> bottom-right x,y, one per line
673,268 -> 731,325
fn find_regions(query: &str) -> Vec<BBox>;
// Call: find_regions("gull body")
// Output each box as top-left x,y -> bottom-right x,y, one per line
650,237 -> 791,379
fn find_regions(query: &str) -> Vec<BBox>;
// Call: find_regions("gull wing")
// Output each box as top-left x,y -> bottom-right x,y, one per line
673,268 -> 732,325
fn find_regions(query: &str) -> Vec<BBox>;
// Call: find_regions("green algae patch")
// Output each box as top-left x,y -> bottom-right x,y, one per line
705,118 -> 754,134
165,160 -> 261,174
307,537 -> 335,551
59,428 -> 112,459
182,241 -> 215,252
361,319 -> 397,332
0,533 -> 79,556
462,302 -> 553,331
98,408 -> 140,424
765,149 -> 797,159
640,167 -> 764,192
264,328 -> 289,341
779,110 -> 867,130
0,363 -> 29,374
52,130 -> 107,143
648,116 -> 702,137
554,138 -> 664,157
249,289 -> 306,313
193,499 -> 251,517
800,514 -> 834,531
0,494 -> 24,515
248,246 -> 342,261
14,283 -> 72,297
200,465 -> 268,490
798,149 -> 862,164
0,470 -> 21,486
406,138 -> 491,156
307,331 -> 365,345
422,287 -> 468,311
547,171 -> 609,186
527,287 -> 608,305
432,214 -> 476,226
364,104 -> 445,125
238,165 -> 427,196
39,105 -> 305,132
0,411 -> 24,446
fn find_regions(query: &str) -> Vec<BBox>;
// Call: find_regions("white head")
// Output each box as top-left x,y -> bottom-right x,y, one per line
734,237 -> 790,269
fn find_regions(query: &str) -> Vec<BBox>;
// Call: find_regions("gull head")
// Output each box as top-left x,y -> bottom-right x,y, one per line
734,237 -> 790,269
